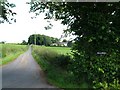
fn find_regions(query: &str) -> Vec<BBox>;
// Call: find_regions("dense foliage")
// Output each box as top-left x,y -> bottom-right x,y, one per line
0,0 -> 16,23
21,40 -> 28,45
28,34 -> 59,46
29,2 -> 120,89
67,41 -> 73,47
32,46 -> 78,88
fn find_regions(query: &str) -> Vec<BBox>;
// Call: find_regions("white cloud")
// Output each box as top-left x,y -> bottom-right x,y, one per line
0,0 -> 75,43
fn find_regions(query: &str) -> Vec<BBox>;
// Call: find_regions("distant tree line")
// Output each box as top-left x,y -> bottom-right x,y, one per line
0,41 -> 6,44
28,34 -> 59,46
21,35 -> 74,47
21,40 -> 28,45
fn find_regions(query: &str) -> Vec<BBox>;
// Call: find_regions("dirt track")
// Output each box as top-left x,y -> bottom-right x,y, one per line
1,46 -> 55,88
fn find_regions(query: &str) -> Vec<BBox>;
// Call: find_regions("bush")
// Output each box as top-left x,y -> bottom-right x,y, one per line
33,47 -> 58,61
70,51 -> 120,89
32,46 -> 72,69
52,54 -> 71,69
32,46 -> 79,88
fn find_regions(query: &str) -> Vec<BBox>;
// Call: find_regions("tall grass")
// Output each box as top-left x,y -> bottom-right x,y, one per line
0,44 -> 28,65
0,44 -> 2,64
32,45 -> 80,88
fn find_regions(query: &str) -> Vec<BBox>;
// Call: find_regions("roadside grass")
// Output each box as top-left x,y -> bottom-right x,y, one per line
0,53 -> 21,65
0,44 -> 2,57
0,44 -> 28,65
32,45 -> 81,89
46,68 -> 79,88
32,45 -> 120,89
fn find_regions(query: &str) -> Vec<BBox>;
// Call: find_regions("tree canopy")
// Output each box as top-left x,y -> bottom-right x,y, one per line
29,2 -> 120,55
62,39 -> 67,42
0,0 -> 16,23
28,34 -> 59,46
28,2 -> 120,89
21,40 -> 28,45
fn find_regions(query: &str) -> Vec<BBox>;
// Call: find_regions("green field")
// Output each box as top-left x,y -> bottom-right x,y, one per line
0,44 -> 28,65
45,47 -> 71,55
33,46 -> 71,54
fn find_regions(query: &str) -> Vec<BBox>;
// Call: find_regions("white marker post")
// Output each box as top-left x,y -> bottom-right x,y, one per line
97,52 -> 107,56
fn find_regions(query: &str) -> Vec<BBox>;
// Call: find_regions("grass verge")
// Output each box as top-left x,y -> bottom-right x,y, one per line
32,45 -> 120,89
0,44 -> 28,66
32,46 -> 81,89
0,52 -> 23,65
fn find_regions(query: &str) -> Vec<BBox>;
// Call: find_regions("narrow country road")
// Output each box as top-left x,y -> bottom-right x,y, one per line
1,46 -> 56,88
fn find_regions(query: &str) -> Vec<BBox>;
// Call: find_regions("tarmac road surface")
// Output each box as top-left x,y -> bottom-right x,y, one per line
1,46 -> 56,88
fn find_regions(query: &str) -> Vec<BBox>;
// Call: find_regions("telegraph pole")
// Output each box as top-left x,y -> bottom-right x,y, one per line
34,32 -> 36,45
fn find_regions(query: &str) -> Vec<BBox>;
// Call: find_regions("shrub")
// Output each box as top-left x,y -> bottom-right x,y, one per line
70,51 -> 120,89
33,47 -> 58,61
52,54 -> 71,69
33,46 -> 72,69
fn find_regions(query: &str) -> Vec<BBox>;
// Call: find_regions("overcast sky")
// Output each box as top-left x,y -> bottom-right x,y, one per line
0,0 -> 71,43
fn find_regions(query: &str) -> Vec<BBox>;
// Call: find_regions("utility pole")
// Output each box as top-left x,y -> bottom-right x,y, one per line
34,32 -> 36,45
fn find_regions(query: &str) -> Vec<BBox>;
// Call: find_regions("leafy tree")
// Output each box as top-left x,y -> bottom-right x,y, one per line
0,41 -> 5,44
0,0 -> 16,23
28,34 -> 59,46
28,2 -> 120,89
21,40 -> 27,45
28,34 -> 35,44
51,37 -> 59,43
67,41 -> 73,47
62,39 -> 67,42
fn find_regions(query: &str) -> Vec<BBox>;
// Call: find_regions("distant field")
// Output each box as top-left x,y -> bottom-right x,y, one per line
45,46 -> 71,55
0,44 -> 28,65
33,46 -> 72,55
